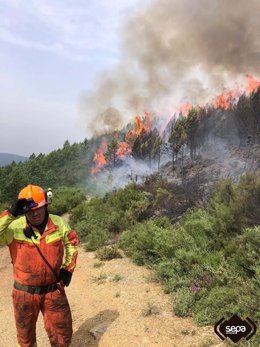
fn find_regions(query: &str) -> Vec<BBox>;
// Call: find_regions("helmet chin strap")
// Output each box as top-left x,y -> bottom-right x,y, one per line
23,225 -> 38,239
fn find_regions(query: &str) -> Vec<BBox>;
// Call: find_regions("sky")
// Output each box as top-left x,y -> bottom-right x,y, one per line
0,0 -> 147,156
1,0 -> 260,157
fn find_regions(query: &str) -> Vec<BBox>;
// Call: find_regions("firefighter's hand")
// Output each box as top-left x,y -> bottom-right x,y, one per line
8,198 -> 37,217
59,268 -> 72,287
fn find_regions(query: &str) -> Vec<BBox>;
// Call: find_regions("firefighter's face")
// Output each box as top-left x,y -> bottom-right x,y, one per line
26,206 -> 46,226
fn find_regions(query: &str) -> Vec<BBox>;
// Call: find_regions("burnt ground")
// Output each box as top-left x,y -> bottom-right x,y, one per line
138,143 -> 260,223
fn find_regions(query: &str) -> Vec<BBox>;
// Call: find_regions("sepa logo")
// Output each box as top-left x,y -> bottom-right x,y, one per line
214,314 -> 257,343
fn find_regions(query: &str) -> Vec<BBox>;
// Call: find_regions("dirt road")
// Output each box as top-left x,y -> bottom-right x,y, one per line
0,245 -> 220,347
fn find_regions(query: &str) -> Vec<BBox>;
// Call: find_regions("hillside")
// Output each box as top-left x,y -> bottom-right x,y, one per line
0,153 -> 27,166
157,143 -> 260,221
0,113 -> 259,346
0,87 -> 259,205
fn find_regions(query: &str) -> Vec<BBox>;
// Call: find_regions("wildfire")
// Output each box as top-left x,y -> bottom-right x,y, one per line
91,113 -> 152,175
246,75 -> 260,95
214,90 -> 238,110
135,115 -> 143,134
178,101 -> 191,116
125,113 -> 151,144
116,142 -> 132,157
214,75 -> 260,110
91,74 -> 260,175
91,140 -> 107,175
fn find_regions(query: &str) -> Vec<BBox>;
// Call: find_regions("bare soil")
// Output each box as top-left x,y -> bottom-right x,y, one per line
0,243 -> 223,347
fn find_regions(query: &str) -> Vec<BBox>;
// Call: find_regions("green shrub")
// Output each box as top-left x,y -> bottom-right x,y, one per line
125,193 -> 151,223
70,184 -> 152,242
71,219 -> 90,240
157,260 -> 190,293
119,221 -> 165,265
193,287 -> 240,326
70,198 -> 110,239
227,226 -> 260,277
95,246 -> 122,261
0,201 -> 9,212
152,216 -> 172,228
69,201 -> 88,226
236,173 -> 260,226
70,174 -> 260,332
109,184 -> 150,211
181,209 -> 214,245
153,187 -> 173,208
153,225 -> 196,260
84,228 -> 110,251
173,288 -> 197,317
48,187 -> 85,215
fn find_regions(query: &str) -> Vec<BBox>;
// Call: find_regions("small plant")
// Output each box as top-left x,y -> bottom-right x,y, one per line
92,272 -> 108,284
93,262 -> 104,268
198,339 -> 215,347
141,302 -> 160,316
180,329 -> 189,336
95,246 -> 123,261
114,292 -> 120,298
112,273 -> 123,282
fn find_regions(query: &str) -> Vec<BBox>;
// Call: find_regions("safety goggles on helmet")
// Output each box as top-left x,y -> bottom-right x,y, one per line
18,184 -> 48,210
22,198 -> 38,211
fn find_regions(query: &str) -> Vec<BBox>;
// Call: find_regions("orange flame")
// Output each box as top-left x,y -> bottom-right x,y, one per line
178,101 -> 191,116
91,75 -> 260,174
125,113 -> 151,144
116,142 -> 132,157
135,115 -> 143,135
214,92 -> 232,110
91,140 -> 107,175
246,75 -> 260,95
214,88 -> 241,110
214,75 -> 260,110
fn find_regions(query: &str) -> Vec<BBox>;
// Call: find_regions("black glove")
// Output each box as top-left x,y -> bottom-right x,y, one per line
59,268 -> 72,287
8,198 -> 37,217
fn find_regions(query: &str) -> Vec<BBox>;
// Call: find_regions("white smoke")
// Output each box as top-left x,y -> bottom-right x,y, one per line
80,0 -> 260,136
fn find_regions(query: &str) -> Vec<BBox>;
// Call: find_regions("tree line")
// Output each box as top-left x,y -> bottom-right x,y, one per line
1,87 -> 259,204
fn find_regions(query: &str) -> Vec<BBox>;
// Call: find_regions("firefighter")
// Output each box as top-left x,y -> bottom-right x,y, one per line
0,185 -> 80,347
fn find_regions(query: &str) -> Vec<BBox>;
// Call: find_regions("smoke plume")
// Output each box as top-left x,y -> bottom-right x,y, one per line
80,0 -> 260,136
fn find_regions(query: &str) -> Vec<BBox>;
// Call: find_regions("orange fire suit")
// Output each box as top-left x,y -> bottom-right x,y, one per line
0,210 -> 80,347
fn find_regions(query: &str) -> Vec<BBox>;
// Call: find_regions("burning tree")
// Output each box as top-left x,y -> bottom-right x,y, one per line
105,137 -> 119,166
132,128 -> 160,168
185,108 -> 200,161
91,140 -> 107,175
